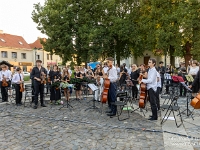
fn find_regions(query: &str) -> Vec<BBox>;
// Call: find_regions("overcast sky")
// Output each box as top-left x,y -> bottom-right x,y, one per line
0,0 -> 46,44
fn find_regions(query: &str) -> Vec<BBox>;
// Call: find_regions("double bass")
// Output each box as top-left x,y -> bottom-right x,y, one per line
191,93 -> 200,109
138,74 -> 147,108
101,65 -> 112,103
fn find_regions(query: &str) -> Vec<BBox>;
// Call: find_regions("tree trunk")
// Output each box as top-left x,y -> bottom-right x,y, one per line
169,45 -> 175,67
184,41 -> 192,69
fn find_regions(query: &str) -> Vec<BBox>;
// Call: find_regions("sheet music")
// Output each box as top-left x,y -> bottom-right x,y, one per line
88,84 -> 98,91
164,73 -> 171,80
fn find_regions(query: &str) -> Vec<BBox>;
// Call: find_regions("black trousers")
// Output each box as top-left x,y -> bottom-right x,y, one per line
161,78 -> 164,92
1,83 -> 8,102
148,88 -> 158,119
15,84 -> 22,104
108,82 -> 117,114
179,84 -> 186,96
132,85 -> 138,99
156,87 -> 161,110
34,81 -> 44,106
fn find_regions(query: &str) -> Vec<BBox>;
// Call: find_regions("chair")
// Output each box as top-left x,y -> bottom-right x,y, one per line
161,96 -> 183,128
111,91 -> 131,121
24,84 -> 34,107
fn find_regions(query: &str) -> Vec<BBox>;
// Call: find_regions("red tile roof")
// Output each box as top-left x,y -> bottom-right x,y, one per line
0,33 -> 31,49
29,38 -> 46,49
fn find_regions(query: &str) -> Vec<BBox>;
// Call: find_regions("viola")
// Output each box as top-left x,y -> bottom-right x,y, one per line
191,93 -> 200,109
2,75 -> 8,87
138,74 -> 147,108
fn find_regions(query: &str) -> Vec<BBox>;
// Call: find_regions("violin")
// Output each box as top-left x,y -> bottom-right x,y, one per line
41,72 -> 46,84
19,77 -> 24,92
2,75 -> 8,87
138,74 -> 147,108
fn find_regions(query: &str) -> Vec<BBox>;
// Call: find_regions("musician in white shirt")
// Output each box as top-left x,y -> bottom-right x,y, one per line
156,71 -> 162,110
0,65 -> 11,102
105,57 -> 118,117
141,58 -> 158,120
12,67 -> 24,106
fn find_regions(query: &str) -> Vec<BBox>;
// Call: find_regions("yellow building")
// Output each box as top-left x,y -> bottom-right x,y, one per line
29,38 -> 65,68
0,30 -> 33,71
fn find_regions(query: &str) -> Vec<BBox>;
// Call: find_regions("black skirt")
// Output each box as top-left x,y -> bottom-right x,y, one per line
74,83 -> 81,91
50,87 -> 61,101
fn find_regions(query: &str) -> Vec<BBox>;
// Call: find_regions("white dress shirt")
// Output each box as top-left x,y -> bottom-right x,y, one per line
0,70 -> 11,81
108,66 -> 118,83
12,73 -> 24,84
103,66 -> 108,74
141,67 -> 157,92
157,72 -> 161,88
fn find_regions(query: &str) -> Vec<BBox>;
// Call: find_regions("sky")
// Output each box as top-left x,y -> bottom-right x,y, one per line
0,0 -> 46,44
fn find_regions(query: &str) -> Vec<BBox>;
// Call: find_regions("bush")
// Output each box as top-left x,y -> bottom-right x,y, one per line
24,76 -> 30,81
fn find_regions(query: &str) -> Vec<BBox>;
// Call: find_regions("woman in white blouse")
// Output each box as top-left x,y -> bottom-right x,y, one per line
189,60 -> 199,77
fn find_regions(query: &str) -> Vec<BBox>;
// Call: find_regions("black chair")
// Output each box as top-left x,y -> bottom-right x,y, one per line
161,96 -> 183,128
111,91 -> 131,121
24,84 -> 34,107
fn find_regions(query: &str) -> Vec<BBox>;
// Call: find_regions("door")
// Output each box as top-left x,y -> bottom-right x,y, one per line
144,56 -> 150,66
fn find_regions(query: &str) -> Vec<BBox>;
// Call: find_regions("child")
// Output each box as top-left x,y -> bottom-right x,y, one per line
12,67 -> 24,106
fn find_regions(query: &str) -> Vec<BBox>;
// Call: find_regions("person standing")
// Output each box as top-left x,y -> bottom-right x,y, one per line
156,71 -> 161,110
74,67 -> 83,100
31,60 -> 47,109
105,57 -> 118,117
130,64 -> 139,99
0,65 -> 11,102
49,65 -> 61,103
12,67 -> 24,106
158,61 -> 165,92
141,58 -> 158,120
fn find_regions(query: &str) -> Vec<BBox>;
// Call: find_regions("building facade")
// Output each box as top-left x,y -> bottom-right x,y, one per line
0,30 -> 33,71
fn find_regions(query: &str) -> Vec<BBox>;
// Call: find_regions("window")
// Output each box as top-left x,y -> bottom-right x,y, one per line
37,55 -> 40,60
50,55 -> 53,60
19,41 -> 23,45
1,51 -> 7,58
23,66 -> 27,72
12,52 -> 17,58
0,38 -> 5,42
21,53 -> 26,59
47,54 -> 49,60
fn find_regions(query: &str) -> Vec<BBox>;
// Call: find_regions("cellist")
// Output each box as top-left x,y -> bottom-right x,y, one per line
104,57 -> 118,117
12,67 -> 24,106
139,58 -> 158,120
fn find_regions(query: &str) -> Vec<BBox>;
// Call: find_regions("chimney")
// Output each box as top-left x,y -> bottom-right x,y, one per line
0,30 -> 3,34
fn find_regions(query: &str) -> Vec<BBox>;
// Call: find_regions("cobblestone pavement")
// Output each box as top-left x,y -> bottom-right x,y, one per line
0,95 -> 165,150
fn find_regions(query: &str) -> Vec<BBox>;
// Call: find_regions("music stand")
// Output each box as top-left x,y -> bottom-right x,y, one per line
178,82 -> 194,119
59,85 -> 73,110
85,84 -> 99,111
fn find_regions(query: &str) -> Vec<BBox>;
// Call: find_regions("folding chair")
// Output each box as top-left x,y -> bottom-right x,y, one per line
24,84 -> 35,107
112,91 -> 130,121
161,96 -> 183,127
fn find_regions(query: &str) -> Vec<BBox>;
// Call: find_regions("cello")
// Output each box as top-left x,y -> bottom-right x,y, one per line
138,74 -> 147,108
101,65 -> 112,103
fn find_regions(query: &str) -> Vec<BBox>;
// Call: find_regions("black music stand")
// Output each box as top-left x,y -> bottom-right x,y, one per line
85,84 -> 99,111
177,82 -> 194,119
59,86 -> 73,110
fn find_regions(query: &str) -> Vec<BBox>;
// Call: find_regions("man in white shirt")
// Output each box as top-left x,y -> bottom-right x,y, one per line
105,57 -> 118,117
141,58 -> 158,120
156,71 -> 162,110
0,65 -> 11,102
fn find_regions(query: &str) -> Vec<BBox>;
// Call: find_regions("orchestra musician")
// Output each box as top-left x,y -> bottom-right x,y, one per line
130,64 -> 139,100
74,66 -> 83,100
62,69 -> 71,101
12,67 -> 24,106
0,64 -> 11,102
31,60 -> 47,109
95,64 -> 104,101
105,57 -> 118,117
140,58 -> 158,120
49,65 -> 61,103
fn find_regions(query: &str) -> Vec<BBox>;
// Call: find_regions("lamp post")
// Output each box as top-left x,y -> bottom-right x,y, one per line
114,39 -> 116,66
34,47 -> 37,66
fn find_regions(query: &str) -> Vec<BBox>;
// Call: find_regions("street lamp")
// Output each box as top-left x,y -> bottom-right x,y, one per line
34,47 -> 37,66
114,39 -> 117,66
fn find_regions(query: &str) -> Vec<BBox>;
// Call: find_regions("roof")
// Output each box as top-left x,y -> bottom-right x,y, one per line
29,38 -> 46,49
0,33 -> 31,49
